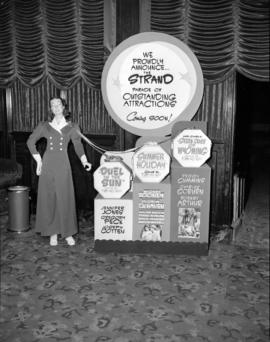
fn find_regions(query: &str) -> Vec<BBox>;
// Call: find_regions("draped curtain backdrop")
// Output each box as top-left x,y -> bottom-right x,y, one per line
0,0 -> 269,132
0,0 -> 114,133
0,0 -> 104,89
151,0 -> 269,82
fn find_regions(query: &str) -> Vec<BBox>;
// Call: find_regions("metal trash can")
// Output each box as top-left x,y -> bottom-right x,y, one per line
8,186 -> 30,233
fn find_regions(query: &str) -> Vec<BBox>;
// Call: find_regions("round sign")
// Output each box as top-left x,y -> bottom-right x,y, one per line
94,161 -> 132,198
133,142 -> 171,183
172,129 -> 212,167
102,32 -> 204,136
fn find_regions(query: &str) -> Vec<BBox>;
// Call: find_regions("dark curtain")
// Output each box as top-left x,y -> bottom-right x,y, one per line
0,0 -> 268,89
0,0 -> 104,89
0,0 -> 269,133
151,0 -> 269,83
0,0 -> 109,133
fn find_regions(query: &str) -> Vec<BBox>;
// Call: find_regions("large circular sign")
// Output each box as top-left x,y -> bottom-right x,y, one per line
102,32 -> 204,136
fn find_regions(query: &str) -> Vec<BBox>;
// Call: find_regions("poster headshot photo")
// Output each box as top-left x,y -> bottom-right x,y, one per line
140,223 -> 162,242
178,207 -> 201,239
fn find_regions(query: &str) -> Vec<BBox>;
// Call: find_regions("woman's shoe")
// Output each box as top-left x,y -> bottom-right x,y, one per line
66,236 -> 75,246
50,234 -> 58,246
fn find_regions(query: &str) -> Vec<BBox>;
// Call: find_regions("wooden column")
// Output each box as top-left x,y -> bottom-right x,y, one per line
116,0 -> 140,149
0,88 -> 9,158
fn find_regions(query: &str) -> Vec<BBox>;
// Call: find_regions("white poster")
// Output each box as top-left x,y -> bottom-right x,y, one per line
94,196 -> 133,241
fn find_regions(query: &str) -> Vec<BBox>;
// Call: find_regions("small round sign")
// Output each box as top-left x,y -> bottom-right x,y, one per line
172,129 -> 212,167
102,32 -> 204,136
133,142 -> 171,183
94,161 -> 132,198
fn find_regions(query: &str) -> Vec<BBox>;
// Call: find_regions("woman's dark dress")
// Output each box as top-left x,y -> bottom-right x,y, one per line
27,121 -> 85,237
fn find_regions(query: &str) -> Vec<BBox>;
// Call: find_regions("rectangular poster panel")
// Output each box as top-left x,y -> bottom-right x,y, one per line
133,176 -> 171,241
94,192 -> 133,241
171,164 -> 211,243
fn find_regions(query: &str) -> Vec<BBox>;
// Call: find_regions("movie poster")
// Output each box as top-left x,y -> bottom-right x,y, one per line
133,177 -> 171,241
171,165 -> 211,242
94,193 -> 133,241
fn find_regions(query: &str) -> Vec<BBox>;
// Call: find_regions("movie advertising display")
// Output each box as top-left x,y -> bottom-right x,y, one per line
102,32 -> 203,136
133,143 -> 170,183
171,165 -> 211,243
93,161 -> 132,199
133,177 -> 171,242
94,193 -> 133,241
94,31 -> 210,254
172,129 -> 212,167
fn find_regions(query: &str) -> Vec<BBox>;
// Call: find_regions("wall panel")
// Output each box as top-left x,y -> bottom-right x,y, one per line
194,72 -> 236,228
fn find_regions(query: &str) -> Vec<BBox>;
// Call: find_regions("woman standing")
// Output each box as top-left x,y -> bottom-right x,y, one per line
27,97 -> 92,246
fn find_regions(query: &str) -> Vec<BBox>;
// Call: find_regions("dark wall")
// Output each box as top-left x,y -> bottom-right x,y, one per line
235,73 -> 270,175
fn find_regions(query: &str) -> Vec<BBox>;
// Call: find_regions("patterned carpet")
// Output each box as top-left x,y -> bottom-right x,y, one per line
0,163 -> 269,342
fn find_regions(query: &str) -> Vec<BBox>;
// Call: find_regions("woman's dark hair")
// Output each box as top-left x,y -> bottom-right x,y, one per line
49,97 -> 71,122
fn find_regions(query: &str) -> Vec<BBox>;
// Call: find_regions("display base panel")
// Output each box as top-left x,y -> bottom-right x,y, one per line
94,240 -> 208,256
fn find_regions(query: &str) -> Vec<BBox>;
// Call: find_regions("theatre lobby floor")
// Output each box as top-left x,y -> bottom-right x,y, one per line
0,152 -> 269,342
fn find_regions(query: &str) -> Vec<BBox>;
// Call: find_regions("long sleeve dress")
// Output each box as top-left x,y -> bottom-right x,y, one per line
27,121 -> 85,237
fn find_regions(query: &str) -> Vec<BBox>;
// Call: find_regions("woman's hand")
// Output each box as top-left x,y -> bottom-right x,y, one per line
81,154 -> 92,172
36,161 -> 42,175
32,154 -> 42,175
83,161 -> 92,172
